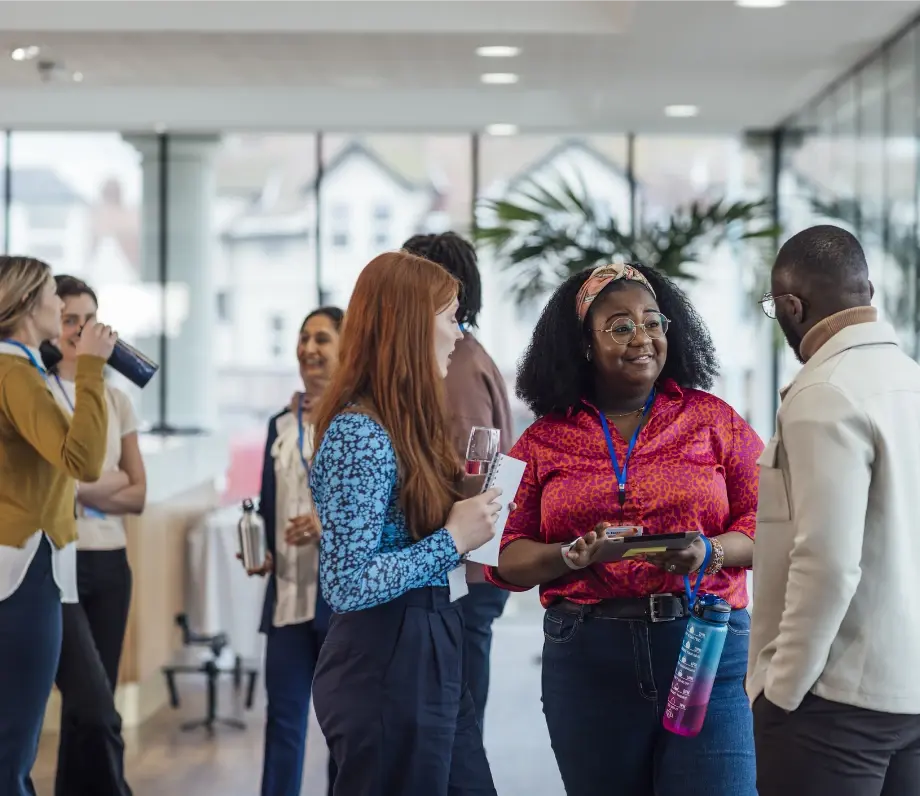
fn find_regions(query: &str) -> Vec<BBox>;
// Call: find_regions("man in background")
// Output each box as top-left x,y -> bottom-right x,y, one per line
750,224 -> 920,795
402,231 -> 513,732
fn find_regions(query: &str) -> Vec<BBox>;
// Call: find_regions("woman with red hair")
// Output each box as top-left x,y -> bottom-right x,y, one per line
310,251 -> 502,795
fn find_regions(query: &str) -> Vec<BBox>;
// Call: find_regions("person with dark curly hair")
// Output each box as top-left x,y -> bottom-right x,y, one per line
487,262 -> 762,796
402,231 -> 513,733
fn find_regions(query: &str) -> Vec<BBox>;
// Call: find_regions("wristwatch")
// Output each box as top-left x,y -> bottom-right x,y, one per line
560,543 -> 582,570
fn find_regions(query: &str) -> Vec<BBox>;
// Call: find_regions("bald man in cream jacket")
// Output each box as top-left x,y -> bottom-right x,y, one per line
750,225 -> 920,796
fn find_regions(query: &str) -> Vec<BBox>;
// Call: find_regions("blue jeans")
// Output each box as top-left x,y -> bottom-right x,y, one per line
0,537 -> 62,796
541,605 -> 756,796
460,584 -> 509,731
261,620 -> 336,796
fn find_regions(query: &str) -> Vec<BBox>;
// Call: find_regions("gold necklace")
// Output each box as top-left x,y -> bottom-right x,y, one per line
605,407 -> 644,419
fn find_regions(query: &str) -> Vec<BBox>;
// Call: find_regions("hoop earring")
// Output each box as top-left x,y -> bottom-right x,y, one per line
585,348 -> 592,361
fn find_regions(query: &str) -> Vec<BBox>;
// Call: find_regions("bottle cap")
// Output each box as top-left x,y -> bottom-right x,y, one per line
242,498 -> 255,511
692,593 -> 731,624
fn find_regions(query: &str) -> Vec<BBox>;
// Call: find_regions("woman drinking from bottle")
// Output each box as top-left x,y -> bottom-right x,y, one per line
247,306 -> 343,796
48,274 -> 146,796
488,263 -> 762,796
310,251 -> 503,795
0,256 -> 114,796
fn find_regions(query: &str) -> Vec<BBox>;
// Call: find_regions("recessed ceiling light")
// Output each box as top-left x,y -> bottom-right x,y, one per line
11,46 -> 40,62
736,0 -> 786,7
664,104 -> 700,118
476,45 -> 521,58
481,72 -> 519,85
486,123 -> 518,136
71,71 -> 84,83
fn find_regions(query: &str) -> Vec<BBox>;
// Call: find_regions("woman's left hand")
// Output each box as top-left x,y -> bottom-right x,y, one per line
284,514 -> 321,546
645,536 -> 707,576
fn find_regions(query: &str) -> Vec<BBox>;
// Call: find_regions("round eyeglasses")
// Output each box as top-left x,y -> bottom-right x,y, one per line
593,314 -> 670,345
759,292 -> 796,320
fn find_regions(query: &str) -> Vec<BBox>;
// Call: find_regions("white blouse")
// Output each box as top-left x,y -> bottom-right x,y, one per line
271,410 -> 319,627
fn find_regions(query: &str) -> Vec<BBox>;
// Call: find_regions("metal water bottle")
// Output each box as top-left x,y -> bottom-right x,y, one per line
40,336 -> 160,389
237,499 -> 266,571
106,339 -> 159,388
662,593 -> 731,737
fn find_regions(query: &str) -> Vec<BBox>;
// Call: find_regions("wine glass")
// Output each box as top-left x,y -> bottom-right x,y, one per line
465,427 -> 500,475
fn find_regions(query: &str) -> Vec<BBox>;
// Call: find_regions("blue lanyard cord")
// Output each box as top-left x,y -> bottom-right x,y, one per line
683,535 -> 712,609
54,374 -> 75,412
598,390 -> 656,507
1,339 -> 46,376
296,397 -> 311,479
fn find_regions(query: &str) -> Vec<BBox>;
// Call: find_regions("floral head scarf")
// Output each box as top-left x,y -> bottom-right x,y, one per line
575,263 -> 656,323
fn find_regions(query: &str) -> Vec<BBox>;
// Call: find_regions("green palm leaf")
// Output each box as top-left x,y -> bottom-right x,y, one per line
475,172 -> 778,306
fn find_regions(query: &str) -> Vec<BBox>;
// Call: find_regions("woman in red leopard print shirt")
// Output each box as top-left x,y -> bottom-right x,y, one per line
488,263 -> 762,796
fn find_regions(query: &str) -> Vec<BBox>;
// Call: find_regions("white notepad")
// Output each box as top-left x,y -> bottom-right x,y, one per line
466,453 -> 527,567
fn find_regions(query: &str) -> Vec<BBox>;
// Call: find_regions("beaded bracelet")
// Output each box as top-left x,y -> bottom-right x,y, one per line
704,535 -> 725,575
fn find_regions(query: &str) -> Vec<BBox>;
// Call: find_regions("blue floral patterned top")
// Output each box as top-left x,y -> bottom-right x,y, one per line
312,412 -> 461,613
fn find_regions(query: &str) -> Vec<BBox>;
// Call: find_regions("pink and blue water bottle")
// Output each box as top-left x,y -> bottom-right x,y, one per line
662,537 -> 731,738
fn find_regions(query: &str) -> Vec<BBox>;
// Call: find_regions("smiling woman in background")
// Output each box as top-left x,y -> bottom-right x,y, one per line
0,256 -> 114,796
47,274 -> 147,796
248,306 -> 343,796
489,263 -> 762,796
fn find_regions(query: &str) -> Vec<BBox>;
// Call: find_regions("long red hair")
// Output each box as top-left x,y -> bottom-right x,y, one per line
313,251 -> 461,540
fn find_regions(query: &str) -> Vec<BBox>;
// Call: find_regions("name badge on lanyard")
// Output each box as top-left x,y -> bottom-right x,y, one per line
297,398 -> 311,481
597,390 -> 656,510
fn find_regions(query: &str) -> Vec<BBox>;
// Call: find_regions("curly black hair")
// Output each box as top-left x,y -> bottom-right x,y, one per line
402,232 -> 481,327
516,263 -> 719,418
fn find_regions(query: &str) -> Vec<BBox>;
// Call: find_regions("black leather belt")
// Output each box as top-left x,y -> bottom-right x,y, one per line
554,593 -> 689,623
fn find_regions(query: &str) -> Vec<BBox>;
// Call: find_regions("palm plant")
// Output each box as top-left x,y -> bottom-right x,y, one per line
475,172 -> 778,306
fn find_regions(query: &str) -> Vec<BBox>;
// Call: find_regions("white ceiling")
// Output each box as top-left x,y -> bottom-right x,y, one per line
0,0 -> 915,133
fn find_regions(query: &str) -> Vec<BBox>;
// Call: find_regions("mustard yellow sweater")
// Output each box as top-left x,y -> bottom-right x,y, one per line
0,353 -> 108,548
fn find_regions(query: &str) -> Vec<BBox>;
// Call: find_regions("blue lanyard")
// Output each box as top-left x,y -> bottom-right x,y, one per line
597,390 -> 656,507
53,374 -> 75,412
683,536 -> 712,608
296,397 -> 311,478
1,339 -> 46,376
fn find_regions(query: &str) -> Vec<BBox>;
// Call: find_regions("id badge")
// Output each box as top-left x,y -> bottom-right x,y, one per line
448,565 -> 469,602
604,525 -> 643,540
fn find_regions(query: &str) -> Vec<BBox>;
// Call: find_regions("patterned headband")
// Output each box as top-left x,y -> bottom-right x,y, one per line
575,263 -> 656,323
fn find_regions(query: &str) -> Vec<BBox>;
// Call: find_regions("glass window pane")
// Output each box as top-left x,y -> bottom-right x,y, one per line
886,30 -> 917,352
210,134 -> 318,503
475,135 -> 629,433
8,132 -> 149,419
857,57 -> 887,318
633,135 -> 770,424
318,134 -> 473,308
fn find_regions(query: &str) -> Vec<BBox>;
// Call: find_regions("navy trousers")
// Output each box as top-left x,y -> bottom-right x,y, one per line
55,548 -> 133,796
459,583 -> 509,732
261,612 -> 336,796
541,605 -> 756,796
0,537 -> 63,796
312,587 -> 496,796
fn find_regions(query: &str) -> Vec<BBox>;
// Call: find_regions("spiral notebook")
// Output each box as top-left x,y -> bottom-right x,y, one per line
466,453 -> 527,567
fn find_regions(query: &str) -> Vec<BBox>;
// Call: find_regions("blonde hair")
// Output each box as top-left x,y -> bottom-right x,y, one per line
0,256 -> 52,337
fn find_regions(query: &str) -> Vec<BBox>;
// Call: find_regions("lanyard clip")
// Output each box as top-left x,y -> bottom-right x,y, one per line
617,484 -> 626,507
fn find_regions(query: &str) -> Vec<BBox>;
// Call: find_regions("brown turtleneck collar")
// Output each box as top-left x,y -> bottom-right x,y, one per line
799,306 -> 878,362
